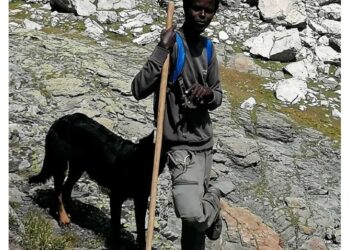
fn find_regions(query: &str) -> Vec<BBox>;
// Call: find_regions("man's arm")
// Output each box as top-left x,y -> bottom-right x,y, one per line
131,46 -> 168,100
131,26 -> 176,100
205,47 -> 222,110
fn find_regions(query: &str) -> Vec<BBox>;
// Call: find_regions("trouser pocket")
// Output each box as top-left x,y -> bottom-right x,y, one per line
167,150 -> 203,219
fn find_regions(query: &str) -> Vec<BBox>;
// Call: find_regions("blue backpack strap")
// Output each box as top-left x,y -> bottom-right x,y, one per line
170,32 -> 185,84
170,34 -> 213,84
205,37 -> 213,65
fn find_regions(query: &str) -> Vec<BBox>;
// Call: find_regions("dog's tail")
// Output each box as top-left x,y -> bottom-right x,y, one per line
28,153 -> 54,184
29,118 -> 65,184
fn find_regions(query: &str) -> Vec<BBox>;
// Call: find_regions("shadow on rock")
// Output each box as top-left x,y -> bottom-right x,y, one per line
31,188 -> 140,250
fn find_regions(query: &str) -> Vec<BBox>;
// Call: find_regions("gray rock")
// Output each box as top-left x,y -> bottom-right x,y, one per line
96,11 -> 118,24
210,180 -> 235,195
255,110 -> 296,142
23,19 -> 42,30
219,30 -> 229,41
258,0 -> 306,27
315,45 -> 341,65
45,77 -> 89,97
284,59 -> 318,80
97,0 -> 136,10
329,37 -> 341,52
316,0 -> 341,6
285,197 -> 307,209
319,4 -> 341,20
331,108 -> 340,118
132,30 -> 160,45
9,206 -> 25,235
275,78 -> 308,104
321,19 -> 341,35
308,19 -> 328,34
75,0 -> 96,16
219,137 -> 260,167
84,18 -> 105,40
300,236 -> 327,250
244,29 -> 302,62
240,97 -> 256,110
333,228 -> 341,244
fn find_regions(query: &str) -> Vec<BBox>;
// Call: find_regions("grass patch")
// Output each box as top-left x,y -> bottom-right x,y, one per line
106,31 -> 133,43
253,58 -> 288,72
9,0 -> 23,10
220,66 -> 340,141
23,209 -> 78,250
281,106 -> 340,142
220,66 -> 272,109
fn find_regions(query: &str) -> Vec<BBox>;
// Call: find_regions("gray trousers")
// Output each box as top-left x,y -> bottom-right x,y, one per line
167,149 -> 220,250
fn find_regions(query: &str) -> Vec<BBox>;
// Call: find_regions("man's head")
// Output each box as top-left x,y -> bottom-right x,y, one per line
183,0 -> 219,34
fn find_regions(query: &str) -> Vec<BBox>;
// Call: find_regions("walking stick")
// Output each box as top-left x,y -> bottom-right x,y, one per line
146,1 -> 175,250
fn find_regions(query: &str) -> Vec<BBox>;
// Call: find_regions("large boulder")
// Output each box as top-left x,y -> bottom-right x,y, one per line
284,59 -> 318,80
75,0 -> 96,16
315,46 -> 340,65
275,78 -> 308,104
258,0 -> 306,28
321,19 -> 341,35
97,0 -> 136,10
244,29 -> 302,62
309,19 -> 341,36
316,0 -> 341,6
50,0 -> 96,16
319,4 -> 341,21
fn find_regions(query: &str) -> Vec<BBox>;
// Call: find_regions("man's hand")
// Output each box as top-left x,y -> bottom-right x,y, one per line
188,83 -> 214,103
158,25 -> 176,51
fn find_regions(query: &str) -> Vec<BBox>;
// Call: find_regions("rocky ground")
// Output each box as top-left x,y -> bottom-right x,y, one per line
9,0 -> 341,249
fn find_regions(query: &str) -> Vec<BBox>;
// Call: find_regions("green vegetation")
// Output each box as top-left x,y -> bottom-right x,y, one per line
106,30 -> 133,43
220,66 -> 272,109
9,0 -> 23,10
253,58 -> 288,72
23,209 -> 78,250
220,66 -> 340,142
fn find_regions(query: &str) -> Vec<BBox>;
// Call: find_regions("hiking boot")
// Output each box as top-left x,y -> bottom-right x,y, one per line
205,213 -> 222,240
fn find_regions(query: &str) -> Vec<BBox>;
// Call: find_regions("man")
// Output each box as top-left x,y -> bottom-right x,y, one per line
132,0 -> 232,248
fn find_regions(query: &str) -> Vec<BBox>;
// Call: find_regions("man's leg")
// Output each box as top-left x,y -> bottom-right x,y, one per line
167,149 -> 220,248
181,220 -> 205,250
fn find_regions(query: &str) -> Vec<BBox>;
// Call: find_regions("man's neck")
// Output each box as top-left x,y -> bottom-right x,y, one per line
182,23 -> 202,42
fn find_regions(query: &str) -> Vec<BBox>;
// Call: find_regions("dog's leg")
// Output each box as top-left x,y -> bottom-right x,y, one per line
110,192 -> 123,246
62,162 -> 84,213
53,165 -> 70,225
134,195 -> 148,249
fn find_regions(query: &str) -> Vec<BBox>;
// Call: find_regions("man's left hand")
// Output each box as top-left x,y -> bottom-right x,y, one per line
188,83 -> 214,103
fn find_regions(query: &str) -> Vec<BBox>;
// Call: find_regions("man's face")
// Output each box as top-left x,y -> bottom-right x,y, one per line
184,0 -> 217,34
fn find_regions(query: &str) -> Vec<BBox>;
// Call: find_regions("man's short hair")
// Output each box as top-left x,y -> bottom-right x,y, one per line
183,0 -> 220,12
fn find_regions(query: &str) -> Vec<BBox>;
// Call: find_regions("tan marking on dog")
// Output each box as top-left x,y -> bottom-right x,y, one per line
57,193 -> 70,225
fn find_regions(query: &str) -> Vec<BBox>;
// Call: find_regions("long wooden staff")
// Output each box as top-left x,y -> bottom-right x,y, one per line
146,1 -> 175,250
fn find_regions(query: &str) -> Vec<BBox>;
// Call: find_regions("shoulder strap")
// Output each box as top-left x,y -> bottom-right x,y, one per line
205,37 -> 213,65
170,33 -> 213,84
170,32 -> 185,84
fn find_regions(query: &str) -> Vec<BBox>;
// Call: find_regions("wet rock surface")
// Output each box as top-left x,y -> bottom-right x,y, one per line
9,0 -> 340,249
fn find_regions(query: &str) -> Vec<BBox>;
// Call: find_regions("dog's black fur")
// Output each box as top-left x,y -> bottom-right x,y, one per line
29,113 -> 165,248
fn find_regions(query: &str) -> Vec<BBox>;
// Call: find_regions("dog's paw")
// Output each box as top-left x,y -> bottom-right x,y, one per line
58,211 -> 71,225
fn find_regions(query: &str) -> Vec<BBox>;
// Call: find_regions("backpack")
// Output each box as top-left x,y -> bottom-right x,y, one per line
169,32 -> 213,84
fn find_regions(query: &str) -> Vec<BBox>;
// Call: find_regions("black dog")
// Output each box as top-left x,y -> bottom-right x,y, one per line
29,113 -> 165,248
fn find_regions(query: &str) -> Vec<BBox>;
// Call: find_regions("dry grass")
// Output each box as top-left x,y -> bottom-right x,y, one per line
220,66 -> 340,142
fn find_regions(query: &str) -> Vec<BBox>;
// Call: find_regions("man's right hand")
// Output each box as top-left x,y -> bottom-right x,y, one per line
158,25 -> 176,51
